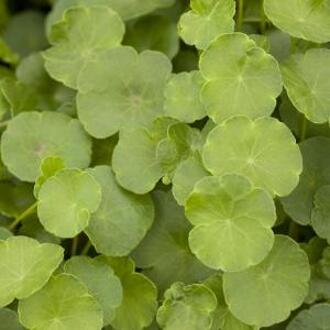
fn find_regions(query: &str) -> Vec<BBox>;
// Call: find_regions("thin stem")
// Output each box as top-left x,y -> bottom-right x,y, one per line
260,0 -> 267,34
289,221 -> 300,241
237,0 -> 244,31
81,241 -> 92,255
8,201 -> 38,230
71,236 -> 79,256
300,116 -> 307,142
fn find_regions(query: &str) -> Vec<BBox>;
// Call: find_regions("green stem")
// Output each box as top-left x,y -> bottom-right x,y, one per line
260,1 -> 267,34
237,0 -> 244,31
289,221 -> 300,241
8,202 -> 38,230
300,116 -> 307,142
71,236 -> 79,256
81,241 -> 92,255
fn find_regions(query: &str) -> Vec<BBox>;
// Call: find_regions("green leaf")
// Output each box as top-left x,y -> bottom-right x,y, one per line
37,168 -> 102,238
0,227 -> 12,240
281,137 -> 330,225
320,247 -> 330,279
281,48 -> 330,124
172,153 -> 210,206
199,33 -> 283,123
264,0 -> 330,43
0,308 -> 23,330
18,273 -> 103,330
311,185 -> 330,244
202,116 -> 302,197
287,303 -> 330,330
85,165 -> 154,256
1,111 -> 92,182
34,156 -> 65,198
0,38 -> 19,65
76,46 -> 172,138
185,174 -> 276,272
164,71 -> 206,123
64,256 -> 123,325
223,235 -> 310,327
98,257 -> 158,330
0,236 -> 63,307
132,190 -> 213,294
44,5 -> 125,89
156,282 -> 217,330
178,0 -> 235,50
124,15 -> 179,59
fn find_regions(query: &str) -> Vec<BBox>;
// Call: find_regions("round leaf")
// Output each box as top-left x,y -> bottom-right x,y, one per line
85,165 -> 154,256
281,137 -> 330,225
185,175 -> 276,272
77,46 -> 172,138
44,5 -> 125,89
0,308 -> 23,330
18,273 -> 103,330
164,71 -> 206,123
199,33 -> 282,123
64,256 -> 123,325
0,236 -> 63,307
178,0 -> 235,50
223,235 -> 310,327
202,116 -> 302,197
37,169 -> 102,238
287,303 -> 330,330
281,48 -> 330,124
156,282 -> 217,330
264,0 -> 330,43
1,111 -> 92,182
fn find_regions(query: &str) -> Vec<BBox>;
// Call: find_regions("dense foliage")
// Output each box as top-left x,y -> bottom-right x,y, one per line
0,0 -> 330,329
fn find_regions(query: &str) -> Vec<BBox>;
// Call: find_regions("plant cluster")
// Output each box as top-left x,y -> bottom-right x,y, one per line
0,0 -> 330,329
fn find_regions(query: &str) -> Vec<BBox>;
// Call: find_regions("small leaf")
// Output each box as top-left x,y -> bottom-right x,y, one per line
178,0 -> 235,50
85,165 -> 154,256
64,256 -> 123,325
0,111 -> 92,182
44,5 -> 125,89
0,236 -> 63,307
185,174 -> 276,272
264,0 -> 330,43
156,282 -> 217,330
202,116 -> 302,197
0,227 -> 12,240
37,168 -> 102,238
199,33 -> 283,123
223,235 -> 310,327
18,273 -> 103,330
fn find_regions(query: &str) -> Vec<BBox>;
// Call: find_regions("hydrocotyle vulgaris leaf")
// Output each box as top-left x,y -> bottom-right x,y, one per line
44,5 -> 125,89
199,33 -> 283,123
85,165 -> 154,256
223,235 -> 310,327
0,111 -> 92,182
18,273 -> 103,330
202,116 -> 302,197
0,236 -> 63,307
0,308 -> 23,330
37,168 -> 102,238
185,174 -> 276,272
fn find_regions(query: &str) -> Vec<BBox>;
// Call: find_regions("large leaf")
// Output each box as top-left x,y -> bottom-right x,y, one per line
0,236 -> 63,307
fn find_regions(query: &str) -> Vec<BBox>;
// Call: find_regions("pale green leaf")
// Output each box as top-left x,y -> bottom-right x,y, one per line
18,273 -> 103,330
0,236 -> 63,307
44,5 -> 125,89
178,0 -> 235,50
185,174 -> 276,272
156,282 -> 217,330
64,256 -> 123,325
202,116 -> 302,197
85,165 -> 154,256
223,235 -> 310,327
77,46 -> 172,138
164,71 -> 206,123
199,33 -> 283,123
281,48 -> 330,124
264,0 -> 330,43
132,190 -> 213,294
37,168 -> 102,238
1,111 -> 92,182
